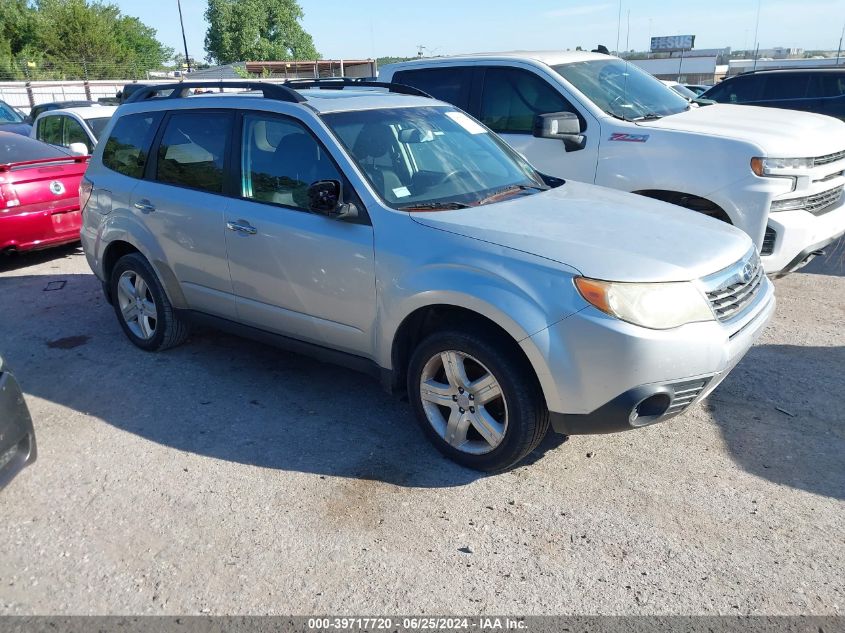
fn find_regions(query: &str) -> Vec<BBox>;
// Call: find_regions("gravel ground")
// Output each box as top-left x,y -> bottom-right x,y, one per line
0,240 -> 843,616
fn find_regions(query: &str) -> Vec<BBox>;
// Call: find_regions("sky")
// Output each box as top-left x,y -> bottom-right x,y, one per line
113,0 -> 845,63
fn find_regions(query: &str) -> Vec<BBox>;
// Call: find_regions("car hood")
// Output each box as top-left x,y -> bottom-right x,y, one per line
410,181 -> 752,282
635,104 -> 845,156
0,122 -> 33,137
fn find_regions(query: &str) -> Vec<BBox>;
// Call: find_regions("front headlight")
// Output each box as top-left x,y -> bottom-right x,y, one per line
574,277 -> 714,330
751,156 -> 814,176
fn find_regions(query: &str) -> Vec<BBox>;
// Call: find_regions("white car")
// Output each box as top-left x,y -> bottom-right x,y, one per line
381,52 -> 845,275
31,106 -> 117,156
661,80 -> 700,101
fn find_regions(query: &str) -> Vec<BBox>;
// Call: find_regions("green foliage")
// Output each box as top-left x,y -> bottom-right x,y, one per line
204,0 -> 319,65
0,0 -> 173,80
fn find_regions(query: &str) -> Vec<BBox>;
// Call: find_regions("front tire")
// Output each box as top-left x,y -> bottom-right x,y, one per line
407,329 -> 549,472
110,253 -> 189,351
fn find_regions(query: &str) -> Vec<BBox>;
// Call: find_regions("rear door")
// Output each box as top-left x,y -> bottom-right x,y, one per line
223,111 -> 376,356
756,72 -> 820,114
817,73 -> 845,120
130,109 -> 237,319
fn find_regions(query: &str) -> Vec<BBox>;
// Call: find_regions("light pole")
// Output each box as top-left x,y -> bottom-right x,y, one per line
177,0 -> 191,73
752,0 -> 762,70
837,21 -> 844,65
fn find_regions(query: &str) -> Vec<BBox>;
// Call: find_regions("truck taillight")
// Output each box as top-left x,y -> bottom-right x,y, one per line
0,182 -> 20,210
79,177 -> 93,212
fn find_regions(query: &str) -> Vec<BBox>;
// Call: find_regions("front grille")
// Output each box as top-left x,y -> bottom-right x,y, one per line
761,226 -> 776,255
704,252 -> 765,322
814,149 -> 845,166
806,185 -> 843,216
666,378 -> 711,416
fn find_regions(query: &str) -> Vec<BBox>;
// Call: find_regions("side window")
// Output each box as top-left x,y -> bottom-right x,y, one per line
761,73 -> 811,100
240,113 -> 341,210
154,111 -> 231,194
393,68 -> 471,109
479,67 -> 575,134
724,75 -> 764,103
63,117 -> 92,152
37,116 -> 63,146
819,74 -> 845,98
102,112 -> 162,179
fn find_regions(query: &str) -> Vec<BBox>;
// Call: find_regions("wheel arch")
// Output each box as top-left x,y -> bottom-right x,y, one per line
633,189 -> 734,224
387,304 -> 546,403
101,238 -> 186,308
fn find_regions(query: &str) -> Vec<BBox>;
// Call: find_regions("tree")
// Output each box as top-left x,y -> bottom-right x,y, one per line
0,0 -> 172,80
204,0 -> 319,65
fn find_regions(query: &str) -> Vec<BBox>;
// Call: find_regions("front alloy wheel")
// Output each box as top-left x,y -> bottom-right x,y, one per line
419,350 -> 508,455
408,329 -> 549,472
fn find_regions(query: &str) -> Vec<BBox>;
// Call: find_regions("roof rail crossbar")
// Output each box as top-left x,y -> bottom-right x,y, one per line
282,79 -> 433,99
124,81 -> 307,104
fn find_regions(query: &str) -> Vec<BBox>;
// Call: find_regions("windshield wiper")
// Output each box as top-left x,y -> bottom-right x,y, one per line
475,184 -> 547,206
397,201 -> 471,211
631,113 -> 663,121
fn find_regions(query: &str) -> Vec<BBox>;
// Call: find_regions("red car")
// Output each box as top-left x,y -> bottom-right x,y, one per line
0,132 -> 89,253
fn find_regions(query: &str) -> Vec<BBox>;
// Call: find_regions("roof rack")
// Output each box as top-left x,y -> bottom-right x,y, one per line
282,78 -> 432,98
123,81 -> 306,104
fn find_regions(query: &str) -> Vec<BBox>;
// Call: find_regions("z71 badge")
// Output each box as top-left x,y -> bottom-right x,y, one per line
609,133 -> 650,143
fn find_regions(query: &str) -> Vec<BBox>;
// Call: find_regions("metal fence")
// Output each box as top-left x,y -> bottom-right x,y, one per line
0,80 -> 180,114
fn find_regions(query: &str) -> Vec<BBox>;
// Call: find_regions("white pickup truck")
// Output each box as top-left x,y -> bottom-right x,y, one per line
380,51 -> 845,275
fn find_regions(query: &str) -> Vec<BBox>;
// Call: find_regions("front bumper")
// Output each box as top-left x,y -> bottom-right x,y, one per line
523,278 -> 775,435
0,367 -> 37,489
764,203 -> 845,275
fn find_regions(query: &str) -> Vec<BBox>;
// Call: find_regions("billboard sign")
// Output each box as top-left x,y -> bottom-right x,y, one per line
650,35 -> 695,53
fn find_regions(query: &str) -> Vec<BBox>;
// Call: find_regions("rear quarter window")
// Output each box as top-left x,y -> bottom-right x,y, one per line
393,68 -> 472,109
101,112 -> 162,179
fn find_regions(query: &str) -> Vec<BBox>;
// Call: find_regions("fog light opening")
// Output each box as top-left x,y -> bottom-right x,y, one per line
630,393 -> 672,426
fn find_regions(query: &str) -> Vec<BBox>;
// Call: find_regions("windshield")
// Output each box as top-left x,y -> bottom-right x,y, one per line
322,106 -> 547,210
553,60 -> 690,121
669,83 -> 698,100
85,117 -> 112,140
0,101 -> 25,124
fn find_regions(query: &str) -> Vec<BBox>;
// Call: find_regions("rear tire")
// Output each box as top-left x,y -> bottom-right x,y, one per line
407,328 -> 549,472
110,253 -> 189,351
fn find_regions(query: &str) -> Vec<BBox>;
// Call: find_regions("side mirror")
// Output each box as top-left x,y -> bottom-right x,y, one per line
533,112 -> 586,152
307,179 -> 359,220
67,142 -> 90,156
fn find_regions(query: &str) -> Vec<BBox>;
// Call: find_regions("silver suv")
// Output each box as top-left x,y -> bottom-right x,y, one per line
80,80 -> 775,471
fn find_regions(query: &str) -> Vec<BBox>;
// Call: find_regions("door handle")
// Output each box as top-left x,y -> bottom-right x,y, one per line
226,220 -> 257,235
133,199 -> 156,213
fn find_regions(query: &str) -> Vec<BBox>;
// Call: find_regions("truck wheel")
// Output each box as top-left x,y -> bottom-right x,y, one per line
110,253 -> 189,351
407,329 -> 549,472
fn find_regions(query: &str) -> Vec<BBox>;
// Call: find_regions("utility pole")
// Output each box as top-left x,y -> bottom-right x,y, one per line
625,9 -> 630,53
752,0 -> 762,65
615,0 -> 622,55
177,0 -> 191,73
837,21 -> 844,65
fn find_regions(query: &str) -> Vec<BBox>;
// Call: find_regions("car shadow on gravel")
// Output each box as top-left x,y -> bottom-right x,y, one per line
1,271 -> 573,488
0,243 -> 82,273
707,343 -> 845,500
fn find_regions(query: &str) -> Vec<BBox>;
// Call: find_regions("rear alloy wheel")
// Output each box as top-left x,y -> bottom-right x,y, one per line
110,253 -> 189,351
408,329 -> 549,472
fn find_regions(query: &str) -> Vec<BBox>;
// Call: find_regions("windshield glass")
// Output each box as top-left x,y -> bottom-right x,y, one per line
85,117 -> 112,140
669,83 -> 697,100
0,101 -> 25,124
322,106 -> 547,210
553,60 -> 690,121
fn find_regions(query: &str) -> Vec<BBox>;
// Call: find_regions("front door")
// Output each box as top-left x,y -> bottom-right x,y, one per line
224,112 -> 376,356
472,66 -> 600,184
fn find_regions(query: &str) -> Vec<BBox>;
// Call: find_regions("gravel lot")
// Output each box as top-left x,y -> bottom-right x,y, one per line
0,240 -> 843,616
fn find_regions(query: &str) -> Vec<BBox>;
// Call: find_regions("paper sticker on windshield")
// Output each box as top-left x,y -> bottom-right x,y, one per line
609,133 -> 649,143
393,186 -> 411,198
446,111 -> 487,134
